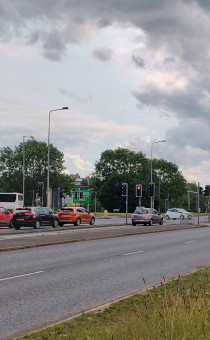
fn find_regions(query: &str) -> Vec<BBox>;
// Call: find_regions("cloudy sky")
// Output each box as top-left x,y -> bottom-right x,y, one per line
1,0 -> 210,187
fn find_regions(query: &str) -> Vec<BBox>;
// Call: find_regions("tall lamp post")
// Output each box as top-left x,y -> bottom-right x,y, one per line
151,139 -> 166,208
23,135 -> 34,206
47,107 -> 68,207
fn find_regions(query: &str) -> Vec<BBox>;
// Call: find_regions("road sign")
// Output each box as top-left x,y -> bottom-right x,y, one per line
73,190 -> 91,204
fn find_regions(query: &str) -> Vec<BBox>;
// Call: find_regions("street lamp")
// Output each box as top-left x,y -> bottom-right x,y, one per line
47,107 -> 68,207
23,135 -> 34,206
150,139 -> 166,208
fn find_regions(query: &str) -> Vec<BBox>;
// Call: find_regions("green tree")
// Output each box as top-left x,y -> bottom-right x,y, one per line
92,148 -> 150,212
91,148 -> 188,213
0,140 -> 75,206
152,158 -> 187,211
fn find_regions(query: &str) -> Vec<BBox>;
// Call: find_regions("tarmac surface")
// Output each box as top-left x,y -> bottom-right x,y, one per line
0,219 -> 209,252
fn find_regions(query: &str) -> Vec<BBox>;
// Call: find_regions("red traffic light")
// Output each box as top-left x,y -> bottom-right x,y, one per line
136,184 -> 142,197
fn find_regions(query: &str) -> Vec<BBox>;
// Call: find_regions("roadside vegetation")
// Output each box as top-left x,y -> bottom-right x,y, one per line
22,266 -> 209,340
2,142 -> 206,212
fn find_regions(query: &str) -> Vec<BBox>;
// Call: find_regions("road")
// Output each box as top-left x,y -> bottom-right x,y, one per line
0,214 -> 203,235
1,227 -> 210,339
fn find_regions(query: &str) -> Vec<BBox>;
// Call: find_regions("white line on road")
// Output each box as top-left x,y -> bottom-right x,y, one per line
185,240 -> 197,244
122,250 -> 144,256
0,271 -> 44,282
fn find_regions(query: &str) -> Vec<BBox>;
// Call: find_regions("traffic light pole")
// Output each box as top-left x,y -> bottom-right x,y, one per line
126,195 -> 128,224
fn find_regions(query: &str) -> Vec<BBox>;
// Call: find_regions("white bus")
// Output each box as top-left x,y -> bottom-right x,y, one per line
0,193 -> 23,213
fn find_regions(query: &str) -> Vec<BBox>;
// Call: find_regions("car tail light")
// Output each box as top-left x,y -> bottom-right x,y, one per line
69,213 -> 76,216
25,213 -> 34,216
146,213 -> 151,217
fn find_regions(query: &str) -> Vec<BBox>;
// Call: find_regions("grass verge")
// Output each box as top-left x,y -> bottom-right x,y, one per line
22,267 -> 209,340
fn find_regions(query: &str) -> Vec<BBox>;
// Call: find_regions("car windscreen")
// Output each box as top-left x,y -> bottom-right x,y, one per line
15,209 -> 32,213
60,208 -> 74,213
134,209 -> 148,214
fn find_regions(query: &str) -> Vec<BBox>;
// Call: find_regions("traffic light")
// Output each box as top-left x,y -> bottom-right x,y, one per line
80,192 -> 84,199
121,183 -> 128,197
74,191 -> 78,199
199,186 -> 203,195
204,185 -> 210,196
149,183 -> 155,197
60,189 -> 66,198
38,182 -> 44,197
136,184 -> 142,197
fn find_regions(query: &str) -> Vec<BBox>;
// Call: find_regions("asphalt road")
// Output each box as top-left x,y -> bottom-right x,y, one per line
0,214 -> 202,236
1,227 -> 210,339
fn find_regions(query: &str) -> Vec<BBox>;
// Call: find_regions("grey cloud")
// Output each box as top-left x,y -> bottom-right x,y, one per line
132,55 -> 145,68
0,0 -> 210,66
92,47 -> 113,61
97,18 -> 112,28
133,82 -> 210,121
42,31 -> 66,61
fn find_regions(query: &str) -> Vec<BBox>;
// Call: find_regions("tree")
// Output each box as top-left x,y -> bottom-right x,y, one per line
152,158 -> 187,211
91,148 -> 188,213
92,148 -> 150,212
0,140 -> 75,206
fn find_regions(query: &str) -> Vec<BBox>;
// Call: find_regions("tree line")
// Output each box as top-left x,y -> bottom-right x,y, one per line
0,140 -> 204,212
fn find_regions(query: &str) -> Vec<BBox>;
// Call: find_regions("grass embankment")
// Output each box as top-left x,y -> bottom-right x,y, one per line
22,267 -> 209,340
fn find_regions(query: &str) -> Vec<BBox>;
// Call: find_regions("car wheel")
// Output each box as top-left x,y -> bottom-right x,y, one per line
59,222 -> 64,227
74,218 -> 81,226
90,218 -> 95,225
9,220 -> 14,228
132,222 -> 136,226
149,219 -> 153,226
166,215 -> 170,220
34,220 -> 41,229
159,219 -> 163,225
53,219 -> 59,228
14,225 -> 21,230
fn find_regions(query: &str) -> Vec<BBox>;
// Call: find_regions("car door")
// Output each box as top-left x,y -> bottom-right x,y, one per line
0,208 -> 7,226
0,207 -> 11,227
78,208 -> 89,222
42,208 -> 53,226
153,209 -> 159,223
150,209 -> 158,223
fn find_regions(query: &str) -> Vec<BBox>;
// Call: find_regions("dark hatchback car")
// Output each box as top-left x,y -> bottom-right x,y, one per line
132,207 -> 163,226
12,207 -> 59,230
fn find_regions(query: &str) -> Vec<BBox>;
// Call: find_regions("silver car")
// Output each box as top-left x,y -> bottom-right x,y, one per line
132,207 -> 163,226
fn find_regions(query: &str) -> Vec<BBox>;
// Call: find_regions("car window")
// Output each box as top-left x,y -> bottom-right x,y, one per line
16,208 -> 32,213
37,208 -> 44,214
43,208 -> 49,214
0,208 -> 7,214
77,208 -> 84,213
134,209 -> 148,214
60,208 -> 74,213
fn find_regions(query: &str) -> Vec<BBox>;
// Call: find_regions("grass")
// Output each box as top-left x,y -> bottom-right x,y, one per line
21,266 -> 209,340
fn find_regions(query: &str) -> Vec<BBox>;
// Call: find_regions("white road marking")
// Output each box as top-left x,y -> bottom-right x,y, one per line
0,271 -> 44,282
123,250 -> 144,256
185,240 -> 197,244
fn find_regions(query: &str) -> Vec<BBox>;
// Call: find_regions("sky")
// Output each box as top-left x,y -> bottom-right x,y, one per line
1,0 -> 210,187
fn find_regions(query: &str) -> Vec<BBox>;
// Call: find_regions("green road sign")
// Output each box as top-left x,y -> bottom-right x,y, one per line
73,190 -> 91,204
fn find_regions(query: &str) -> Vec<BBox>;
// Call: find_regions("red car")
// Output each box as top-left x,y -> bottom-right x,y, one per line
0,206 -> 14,228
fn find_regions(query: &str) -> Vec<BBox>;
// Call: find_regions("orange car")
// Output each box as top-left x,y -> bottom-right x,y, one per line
0,206 -> 14,228
57,207 -> 95,226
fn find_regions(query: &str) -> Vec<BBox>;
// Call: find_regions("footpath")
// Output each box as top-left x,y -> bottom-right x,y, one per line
0,220 -> 209,252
